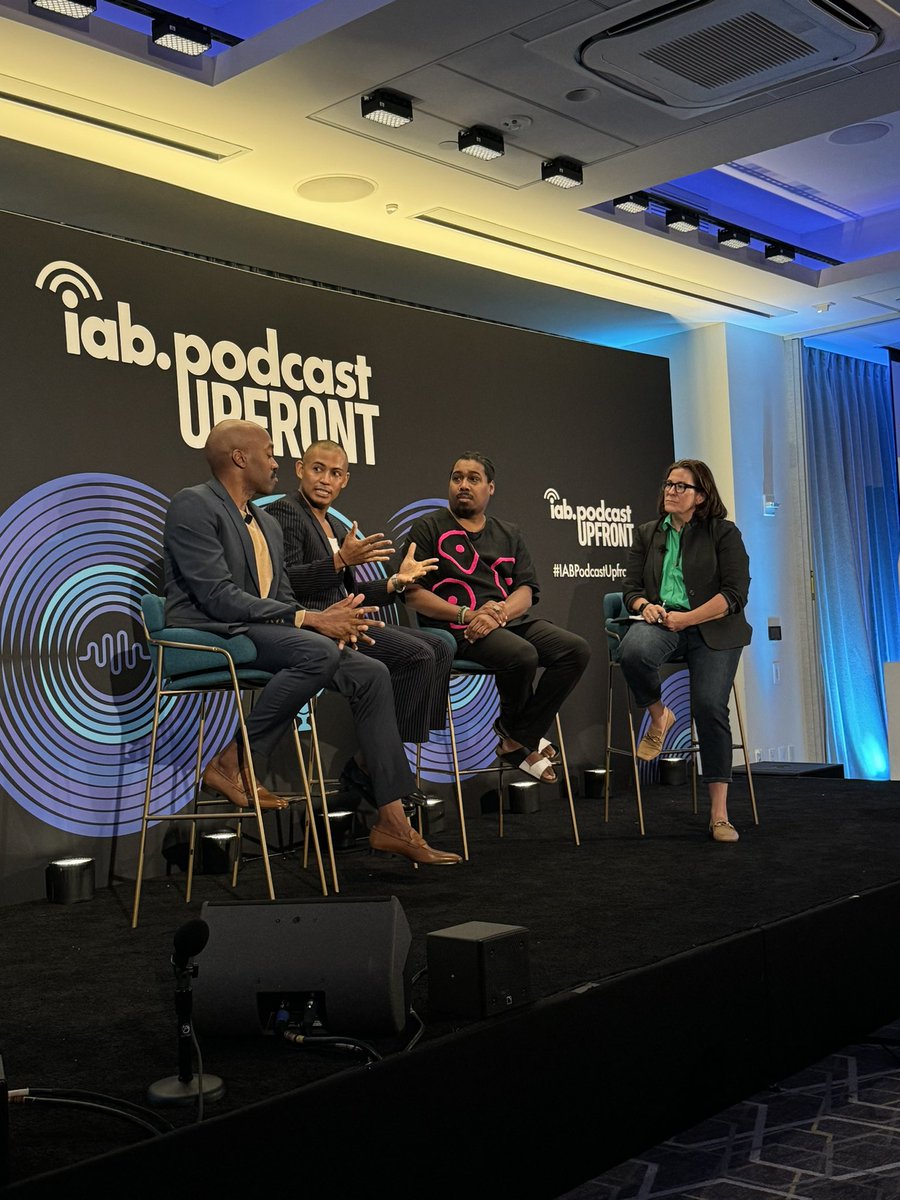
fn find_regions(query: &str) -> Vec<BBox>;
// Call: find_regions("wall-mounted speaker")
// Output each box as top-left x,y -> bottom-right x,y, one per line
193,896 -> 412,1036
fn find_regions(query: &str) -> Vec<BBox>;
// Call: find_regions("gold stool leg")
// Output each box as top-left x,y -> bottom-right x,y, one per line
444,690 -> 469,861
556,715 -> 580,846
732,685 -> 759,825
132,655 -> 165,929
308,703 -> 339,894
291,720 -> 328,896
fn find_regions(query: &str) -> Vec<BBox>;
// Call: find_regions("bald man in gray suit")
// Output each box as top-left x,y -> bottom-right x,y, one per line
163,419 -> 460,866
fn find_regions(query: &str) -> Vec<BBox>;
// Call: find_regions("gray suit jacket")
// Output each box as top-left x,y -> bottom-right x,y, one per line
163,478 -> 299,635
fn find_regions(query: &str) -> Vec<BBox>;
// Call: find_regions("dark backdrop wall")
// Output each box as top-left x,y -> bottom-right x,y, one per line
0,209 -> 673,904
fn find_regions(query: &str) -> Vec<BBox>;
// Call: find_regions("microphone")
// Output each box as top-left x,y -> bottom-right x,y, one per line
172,919 -> 209,971
147,918 -> 224,1106
244,512 -> 253,524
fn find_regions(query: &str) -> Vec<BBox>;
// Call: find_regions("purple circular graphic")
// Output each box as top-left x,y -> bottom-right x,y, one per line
0,474 -> 233,837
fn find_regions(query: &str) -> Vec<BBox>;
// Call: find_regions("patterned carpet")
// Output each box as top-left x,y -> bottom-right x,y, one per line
562,1023 -> 900,1199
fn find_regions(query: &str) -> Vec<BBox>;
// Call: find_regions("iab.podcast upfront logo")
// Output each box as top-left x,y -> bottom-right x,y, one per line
35,260 -> 380,463
544,487 -> 634,547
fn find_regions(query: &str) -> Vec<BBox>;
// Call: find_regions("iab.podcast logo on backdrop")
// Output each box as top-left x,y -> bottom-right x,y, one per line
35,259 -> 381,462
544,488 -> 634,548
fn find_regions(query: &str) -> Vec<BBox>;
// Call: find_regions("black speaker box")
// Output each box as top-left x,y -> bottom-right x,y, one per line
427,920 -> 531,1018
193,896 -> 411,1036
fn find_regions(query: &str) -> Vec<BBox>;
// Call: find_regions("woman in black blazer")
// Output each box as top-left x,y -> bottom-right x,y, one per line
620,460 -> 751,842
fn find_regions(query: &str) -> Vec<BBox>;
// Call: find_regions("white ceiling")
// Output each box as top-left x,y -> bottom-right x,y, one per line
2,0 -> 900,358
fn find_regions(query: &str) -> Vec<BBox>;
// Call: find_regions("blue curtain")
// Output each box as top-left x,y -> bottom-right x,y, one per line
802,346 -> 900,779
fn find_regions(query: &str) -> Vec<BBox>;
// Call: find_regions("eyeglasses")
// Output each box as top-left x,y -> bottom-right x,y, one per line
662,480 -> 701,495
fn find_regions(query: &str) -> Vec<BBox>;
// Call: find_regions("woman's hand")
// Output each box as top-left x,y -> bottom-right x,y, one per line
662,610 -> 692,632
641,603 -> 667,624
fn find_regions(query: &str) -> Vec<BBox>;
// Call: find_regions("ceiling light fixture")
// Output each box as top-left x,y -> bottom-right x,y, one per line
613,193 -> 649,214
665,208 -> 699,233
32,0 -> 96,15
765,243 -> 795,264
541,157 -> 583,189
457,125 -> 504,161
361,89 -> 413,128
151,15 -> 210,55
717,227 -> 751,250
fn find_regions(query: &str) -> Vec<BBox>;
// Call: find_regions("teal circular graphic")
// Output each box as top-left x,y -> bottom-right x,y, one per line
0,474 -> 233,837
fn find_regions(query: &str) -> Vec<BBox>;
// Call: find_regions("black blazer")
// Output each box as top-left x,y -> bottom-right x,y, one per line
266,491 -> 392,610
163,478 -> 299,635
622,516 -> 752,649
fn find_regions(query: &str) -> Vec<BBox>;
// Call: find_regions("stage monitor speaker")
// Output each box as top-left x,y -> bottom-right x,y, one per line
193,896 -> 412,1037
427,920 -> 531,1018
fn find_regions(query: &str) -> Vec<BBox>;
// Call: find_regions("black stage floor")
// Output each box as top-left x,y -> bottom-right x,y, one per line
3,774 -> 900,1197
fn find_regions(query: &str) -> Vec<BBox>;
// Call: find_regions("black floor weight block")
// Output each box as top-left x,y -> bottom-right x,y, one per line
193,896 -> 412,1037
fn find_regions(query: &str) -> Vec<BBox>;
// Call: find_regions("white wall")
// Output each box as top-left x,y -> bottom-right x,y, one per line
633,323 -> 825,764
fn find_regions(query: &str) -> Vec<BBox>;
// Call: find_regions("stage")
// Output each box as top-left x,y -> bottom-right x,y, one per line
4,773 -> 900,1197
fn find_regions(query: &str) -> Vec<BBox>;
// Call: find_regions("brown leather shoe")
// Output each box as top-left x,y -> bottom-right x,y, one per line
369,824 -> 461,865
202,760 -> 288,810
240,768 -> 289,810
636,707 -> 675,761
709,819 -> 739,842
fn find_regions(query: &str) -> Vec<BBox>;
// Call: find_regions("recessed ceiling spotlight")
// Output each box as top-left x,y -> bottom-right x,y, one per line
361,90 -> 413,128
765,243 -> 795,264
457,126 -> 504,160
151,16 -> 212,57
541,157 -> 583,188
665,208 -> 699,233
32,0 -> 96,15
613,193 -> 649,214
827,122 -> 892,145
717,227 -> 751,249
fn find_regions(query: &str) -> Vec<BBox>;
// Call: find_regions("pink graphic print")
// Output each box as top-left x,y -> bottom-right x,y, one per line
432,578 -> 477,629
490,557 -> 516,598
437,529 -> 479,575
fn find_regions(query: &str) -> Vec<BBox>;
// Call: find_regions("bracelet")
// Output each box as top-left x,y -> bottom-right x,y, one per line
337,550 -> 348,568
635,601 -> 648,615
390,573 -> 407,594
458,606 -> 469,624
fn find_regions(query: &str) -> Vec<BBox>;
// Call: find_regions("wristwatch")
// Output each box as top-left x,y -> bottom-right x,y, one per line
390,574 -> 407,594
635,601 -> 648,615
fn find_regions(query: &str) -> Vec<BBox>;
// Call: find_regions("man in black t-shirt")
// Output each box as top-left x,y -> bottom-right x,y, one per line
405,453 -> 590,783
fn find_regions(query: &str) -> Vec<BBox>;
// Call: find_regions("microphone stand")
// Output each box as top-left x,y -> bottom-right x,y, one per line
147,951 -> 225,1108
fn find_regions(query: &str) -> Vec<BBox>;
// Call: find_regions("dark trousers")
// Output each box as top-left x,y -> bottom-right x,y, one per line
243,625 -> 415,806
454,618 -> 590,750
360,625 -> 453,742
617,622 -> 742,783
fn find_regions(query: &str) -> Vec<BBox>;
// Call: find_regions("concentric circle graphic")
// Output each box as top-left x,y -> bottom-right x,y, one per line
637,669 -> 693,783
0,474 -> 233,837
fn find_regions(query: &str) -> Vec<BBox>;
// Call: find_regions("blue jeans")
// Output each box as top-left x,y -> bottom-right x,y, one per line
617,623 -> 742,783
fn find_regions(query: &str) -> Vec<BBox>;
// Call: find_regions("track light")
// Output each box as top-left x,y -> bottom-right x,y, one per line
541,157 -> 583,188
665,208 -> 699,233
152,15 -> 211,56
458,125 -> 504,160
361,89 -> 413,128
32,0 -> 96,15
717,227 -> 751,250
765,243 -> 795,264
613,193 -> 650,214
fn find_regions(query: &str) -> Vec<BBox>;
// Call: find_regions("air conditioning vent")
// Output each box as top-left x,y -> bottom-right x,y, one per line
643,12 -> 818,89
577,0 -> 882,108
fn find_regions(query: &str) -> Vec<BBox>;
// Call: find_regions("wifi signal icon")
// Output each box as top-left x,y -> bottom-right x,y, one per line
34,260 -> 103,309
544,488 -> 560,504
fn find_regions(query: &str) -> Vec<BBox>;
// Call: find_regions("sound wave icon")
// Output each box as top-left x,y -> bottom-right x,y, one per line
78,631 -> 149,674
35,260 -> 103,303
544,488 -> 560,503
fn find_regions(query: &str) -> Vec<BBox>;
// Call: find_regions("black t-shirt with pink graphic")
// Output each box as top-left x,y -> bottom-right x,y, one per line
406,509 -> 540,632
